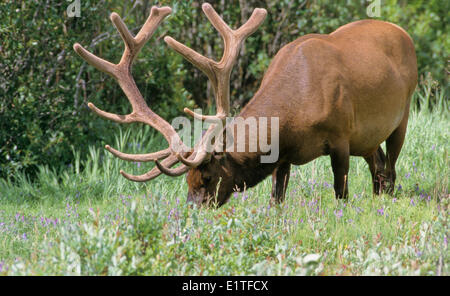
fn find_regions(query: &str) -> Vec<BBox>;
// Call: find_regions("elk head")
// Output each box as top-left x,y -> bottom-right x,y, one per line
73,3 -> 267,207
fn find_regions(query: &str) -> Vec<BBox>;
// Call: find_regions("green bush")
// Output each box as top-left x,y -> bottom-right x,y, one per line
0,0 -> 448,180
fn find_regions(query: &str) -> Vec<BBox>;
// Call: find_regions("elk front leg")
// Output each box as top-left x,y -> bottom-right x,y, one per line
270,162 -> 291,204
330,142 -> 349,199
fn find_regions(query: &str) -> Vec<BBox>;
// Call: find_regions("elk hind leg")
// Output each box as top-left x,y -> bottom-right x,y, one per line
270,163 -> 291,204
364,146 -> 387,195
385,113 -> 409,194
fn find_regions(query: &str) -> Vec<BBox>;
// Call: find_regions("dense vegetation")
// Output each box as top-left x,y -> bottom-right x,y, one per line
0,0 -> 448,179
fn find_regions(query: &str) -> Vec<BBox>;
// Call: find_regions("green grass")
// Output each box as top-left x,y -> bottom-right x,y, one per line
0,83 -> 448,275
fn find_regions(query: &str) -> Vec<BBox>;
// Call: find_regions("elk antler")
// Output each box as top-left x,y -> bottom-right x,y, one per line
164,3 -> 267,168
74,6 -> 191,181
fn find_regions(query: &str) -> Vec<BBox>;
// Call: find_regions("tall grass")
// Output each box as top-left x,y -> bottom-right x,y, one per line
0,79 -> 448,275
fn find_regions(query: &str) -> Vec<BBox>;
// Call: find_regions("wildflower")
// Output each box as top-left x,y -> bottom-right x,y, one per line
334,209 -> 343,219
392,198 -> 397,203
22,233 -> 27,240
377,208 -> 385,216
405,172 -> 411,179
168,208 -> 174,219
410,198 -> 415,206
233,192 -> 238,199
416,251 -> 423,257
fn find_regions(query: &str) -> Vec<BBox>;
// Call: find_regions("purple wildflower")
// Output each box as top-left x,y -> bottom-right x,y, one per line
168,208 -> 175,219
334,209 -> 343,219
377,208 -> 385,216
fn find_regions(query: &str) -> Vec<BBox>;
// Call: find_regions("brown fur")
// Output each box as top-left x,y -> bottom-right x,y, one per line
187,20 -> 418,206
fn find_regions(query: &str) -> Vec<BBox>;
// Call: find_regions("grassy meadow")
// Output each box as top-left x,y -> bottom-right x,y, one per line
0,82 -> 448,275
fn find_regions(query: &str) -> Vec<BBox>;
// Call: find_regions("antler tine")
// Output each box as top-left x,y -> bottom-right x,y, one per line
120,153 -> 181,182
105,145 -> 171,162
112,6 -> 172,62
201,3 -> 233,42
175,124 -> 219,167
155,160 -> 191,177
73,43 -> 117,77
235,8 -> 267,39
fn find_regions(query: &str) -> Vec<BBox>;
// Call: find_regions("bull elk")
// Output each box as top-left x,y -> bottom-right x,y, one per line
73,3 -> 417,207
